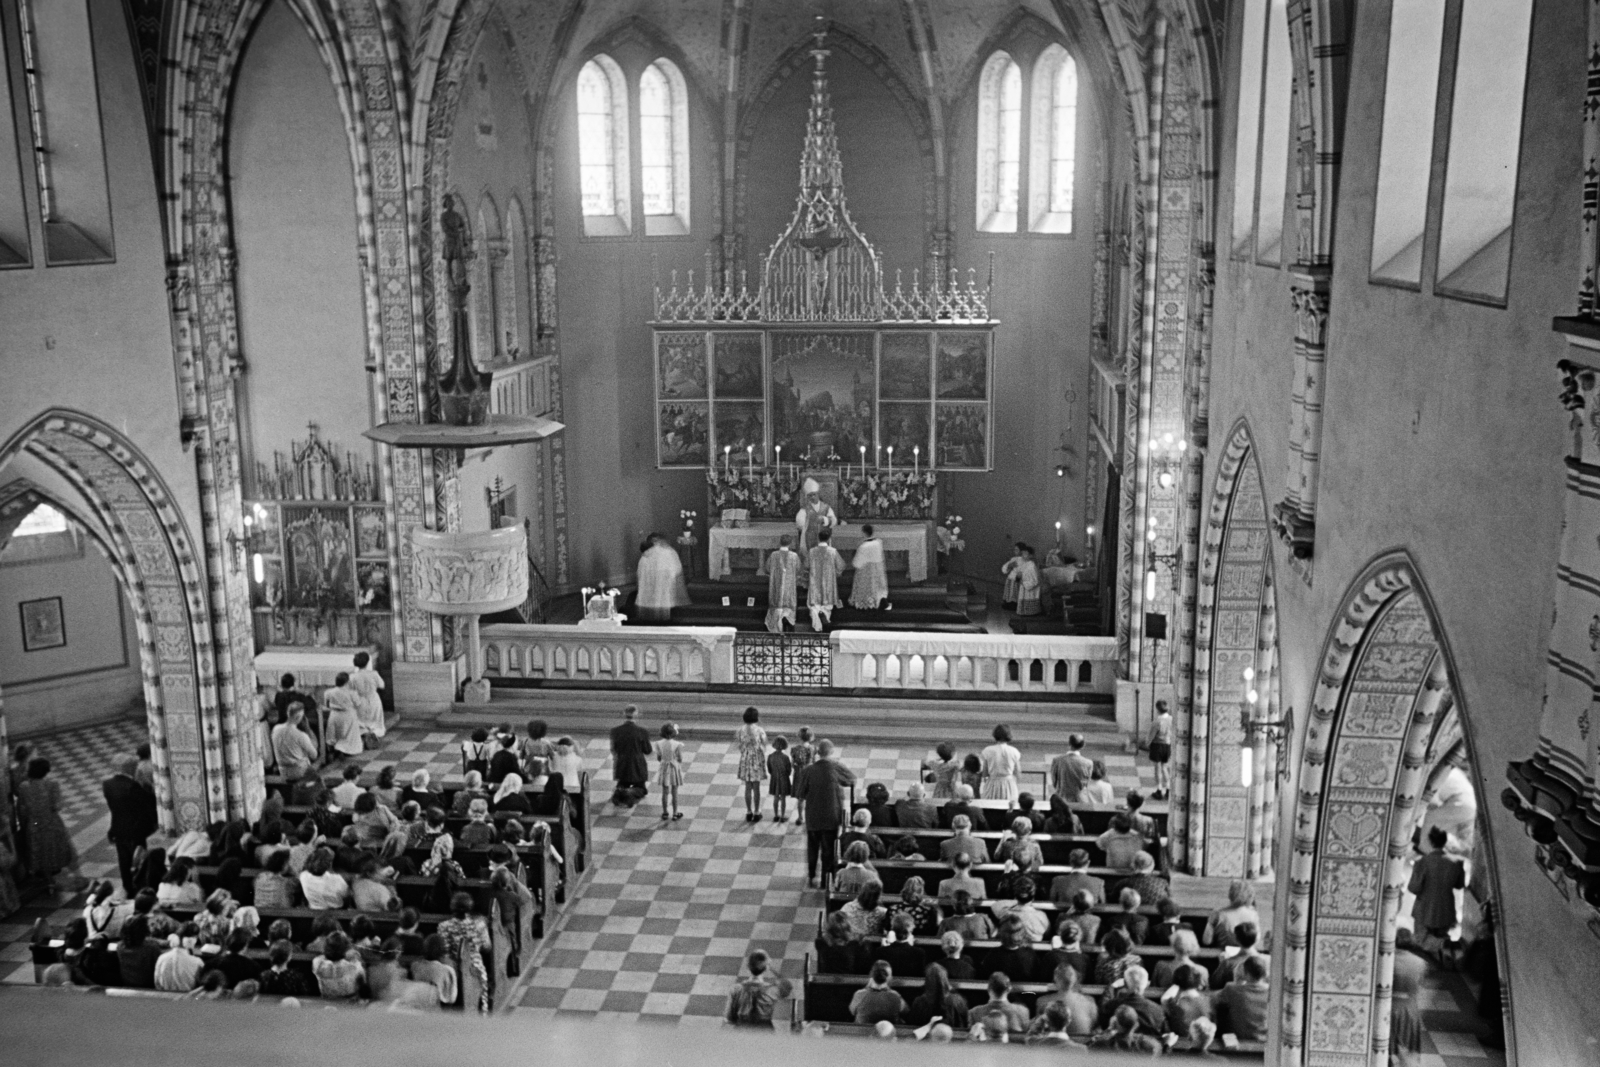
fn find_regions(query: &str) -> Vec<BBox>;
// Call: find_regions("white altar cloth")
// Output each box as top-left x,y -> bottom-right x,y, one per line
707,521 -> 931,582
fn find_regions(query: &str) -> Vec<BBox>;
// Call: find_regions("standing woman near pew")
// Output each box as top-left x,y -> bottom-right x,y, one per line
979,725 -> 1022,803
437,891 -> 492,1012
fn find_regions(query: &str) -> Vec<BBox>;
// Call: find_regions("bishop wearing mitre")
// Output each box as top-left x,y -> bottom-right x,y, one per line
795,477 -> 839,553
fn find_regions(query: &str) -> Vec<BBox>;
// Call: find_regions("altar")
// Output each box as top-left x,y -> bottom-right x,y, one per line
707,521 -> 932,582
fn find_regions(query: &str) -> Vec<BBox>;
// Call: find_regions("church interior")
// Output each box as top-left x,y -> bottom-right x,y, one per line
0,0 -> 1595,1063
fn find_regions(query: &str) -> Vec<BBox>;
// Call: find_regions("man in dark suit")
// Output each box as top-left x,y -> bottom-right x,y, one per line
794,738 -> 856,887
609,704 -> 652,807
103,754 -> 158,894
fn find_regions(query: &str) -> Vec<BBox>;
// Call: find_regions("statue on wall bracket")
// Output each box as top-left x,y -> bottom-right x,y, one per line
438,192 -> 493,426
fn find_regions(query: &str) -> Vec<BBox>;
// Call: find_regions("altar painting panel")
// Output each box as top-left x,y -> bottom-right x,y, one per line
936,333 -> 989,399
712,332 -> 765,399
657,332 -> 708,399
714,401 -> 766,457
936,403 -> 988,469
879,402 -> 932,459
657,402 -> 710,466
879,332 -> 933,399
769,331 -> 875,462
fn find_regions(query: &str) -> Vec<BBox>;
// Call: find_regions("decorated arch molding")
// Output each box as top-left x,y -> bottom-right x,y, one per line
0,412 -> 256,831
1177,420 -> 1276,875
1280,553 -> 1501,1065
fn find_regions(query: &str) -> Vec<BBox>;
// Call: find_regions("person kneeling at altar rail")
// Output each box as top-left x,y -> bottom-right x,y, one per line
796,478 -> 838,553
766,535 -> 801,633
635,533 -> 690,623
849,524 -> 887,610
807,528 -> 845,632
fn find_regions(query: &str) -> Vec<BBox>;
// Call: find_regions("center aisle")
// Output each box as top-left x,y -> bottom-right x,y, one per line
513,736 -> 1152,1026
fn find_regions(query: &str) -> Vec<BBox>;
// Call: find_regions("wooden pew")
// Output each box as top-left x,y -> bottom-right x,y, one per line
847,795 -> 1167,838
850,859 -> 1179,906
849,826 -> 1159,868
821,891 -> 1212,938
277,797 -> 580,901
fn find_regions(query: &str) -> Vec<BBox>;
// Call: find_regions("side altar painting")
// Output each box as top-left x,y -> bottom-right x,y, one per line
246,425 -> 393,654
654,328 -> 993,472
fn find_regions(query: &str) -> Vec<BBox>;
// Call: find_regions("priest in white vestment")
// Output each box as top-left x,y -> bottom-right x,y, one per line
635,534 -> 690,622
806,528 -> 844,631
765,535 -> 801,633
848,524 -> 888,609
795,478 -> 838,553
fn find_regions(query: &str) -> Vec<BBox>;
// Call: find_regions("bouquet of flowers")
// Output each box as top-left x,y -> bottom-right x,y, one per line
838,470 -> 938,519
705,469 -> 799,519
678,509 -> 698,546
936,513 -> 966,554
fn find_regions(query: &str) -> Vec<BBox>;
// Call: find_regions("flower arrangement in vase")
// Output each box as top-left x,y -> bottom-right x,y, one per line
838,470 -> 938,520
705,468 -> 800,519
936,513 -> 966,555
677,509 -> 699,547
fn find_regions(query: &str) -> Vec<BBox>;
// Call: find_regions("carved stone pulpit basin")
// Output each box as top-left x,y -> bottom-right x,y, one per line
411,526 -> 528,616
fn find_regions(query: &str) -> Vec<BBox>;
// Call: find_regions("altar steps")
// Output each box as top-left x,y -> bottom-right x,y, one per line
443,687 -> 1117,750
684,575 -> 975,617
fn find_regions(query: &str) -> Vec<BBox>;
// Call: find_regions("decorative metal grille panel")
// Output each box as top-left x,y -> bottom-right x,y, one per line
734,632 -> 832,687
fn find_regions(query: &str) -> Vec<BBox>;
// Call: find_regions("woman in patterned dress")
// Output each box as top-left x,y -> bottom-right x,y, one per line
16,757 -> 79,885
735,707 -> 768,823
437,891 -> 492,1012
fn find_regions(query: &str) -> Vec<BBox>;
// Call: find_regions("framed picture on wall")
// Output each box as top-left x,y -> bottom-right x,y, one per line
19,596 -> 66,652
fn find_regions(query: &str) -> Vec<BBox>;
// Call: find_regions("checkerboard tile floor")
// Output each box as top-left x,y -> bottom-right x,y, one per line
0,712 -> 1512,1056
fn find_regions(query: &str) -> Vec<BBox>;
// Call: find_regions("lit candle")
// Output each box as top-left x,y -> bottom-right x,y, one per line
887,445 -> 894,473
746,444 -> 753,473
913,446 -> 920,476
1054,520 -> 1062,546
724,445 -> 731,475
858,445 -> 866,478
775,445 -> 782,471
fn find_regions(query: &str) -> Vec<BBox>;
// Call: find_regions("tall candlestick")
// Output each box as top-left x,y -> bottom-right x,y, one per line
858,445 -> 866,478
775,445 -> 782,472
746,444 -> 753,473
887,445 -> 894,473
1055,520 -> 1062,547
724,445 -> 731,475
913,445 -> 920,476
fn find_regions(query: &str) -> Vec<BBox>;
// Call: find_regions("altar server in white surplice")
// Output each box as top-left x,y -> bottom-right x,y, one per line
806,528 -> 845,632
765,535 -> 801,633
795,478 -> 838,553
636,534 -> 690,622
849,524 -> 888,610
349,651 -> 387,738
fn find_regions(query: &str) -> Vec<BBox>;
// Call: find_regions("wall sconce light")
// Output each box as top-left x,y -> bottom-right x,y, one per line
1240,678 -> 1293,786
1151,432 -> 1188,490
226,503 -> 270,578
1145,514 -> 1180,596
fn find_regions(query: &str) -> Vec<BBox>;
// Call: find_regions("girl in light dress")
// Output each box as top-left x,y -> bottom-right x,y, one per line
656,723 -> 684,821
979,724 -> 1022,803
736,707 -> 769,823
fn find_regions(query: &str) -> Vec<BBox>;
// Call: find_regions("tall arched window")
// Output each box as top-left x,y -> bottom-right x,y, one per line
1369,0 -> 1447,285
640,58 -> 690,236
1028,44 -> 1077,233
576,55 -> 630,236
976,52 -> 1021,232
503,197 -> 532,358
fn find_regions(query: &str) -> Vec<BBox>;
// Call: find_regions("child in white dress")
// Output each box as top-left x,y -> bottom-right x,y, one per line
655,723 -> 684,821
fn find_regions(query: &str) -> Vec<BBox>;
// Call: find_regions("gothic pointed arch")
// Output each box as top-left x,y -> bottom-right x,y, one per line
1280,551 -> 1512,1064
1178,419 -> 1280,877
0,411 -> 261,829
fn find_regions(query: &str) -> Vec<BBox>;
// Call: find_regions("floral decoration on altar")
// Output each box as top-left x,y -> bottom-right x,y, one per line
839,470 -> 938,520
705,468 -> 802,520
937,513 -> 966,555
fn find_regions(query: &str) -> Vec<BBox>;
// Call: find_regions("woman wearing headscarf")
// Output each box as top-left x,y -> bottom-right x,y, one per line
401,769 -> 442,810
492,772 -> 532,814
450,770 -> 491,815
